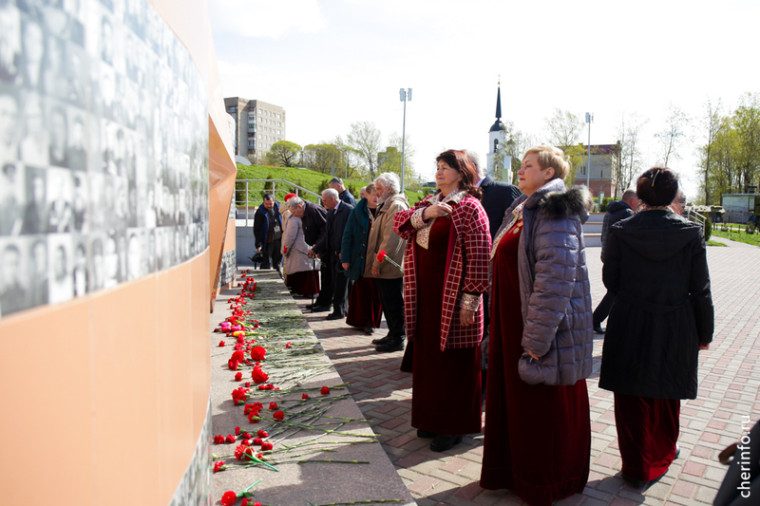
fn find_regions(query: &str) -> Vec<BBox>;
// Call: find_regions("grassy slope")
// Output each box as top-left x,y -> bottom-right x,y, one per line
711,229 -> 760,247
235,163 -> 428,205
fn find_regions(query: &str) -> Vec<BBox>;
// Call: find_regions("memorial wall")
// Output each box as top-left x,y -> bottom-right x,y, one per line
0,0 -> 235,504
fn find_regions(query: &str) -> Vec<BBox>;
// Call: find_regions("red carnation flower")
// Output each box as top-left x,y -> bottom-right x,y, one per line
221,491 -> 237,505
228,359 -> 240,371
257,430 -> 268,438
377,250 -> 387,262
261,441 -> 273,451
250,346 -> 266,361
302,393 -> 309,400
213,434 -> 225,444
213,461 -> 226,473
225,434 -> 236,444
269,402 -> 278,410
218,340 -> 226,347
273,410 -> 284,421
235,426 -> 241,435
251,366 -> 268,384
234,372 -> 243,381
244,381 -> 251,387
286,342 -> 292,349
320,386 -> 330,395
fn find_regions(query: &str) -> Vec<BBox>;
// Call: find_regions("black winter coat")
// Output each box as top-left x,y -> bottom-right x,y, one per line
600,200 -> 634,260
599,210 -> 714,399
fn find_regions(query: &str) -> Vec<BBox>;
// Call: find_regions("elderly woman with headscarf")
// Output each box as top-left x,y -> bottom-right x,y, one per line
480,146 -> 594,506
340,185 -> 383,335
393,150 -> 491,452
600,167 -> 713,490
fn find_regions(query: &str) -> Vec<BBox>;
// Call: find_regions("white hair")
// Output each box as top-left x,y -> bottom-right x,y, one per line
287,196 -> 304,209
321,188 -> 339,200
374,172 -> 400,195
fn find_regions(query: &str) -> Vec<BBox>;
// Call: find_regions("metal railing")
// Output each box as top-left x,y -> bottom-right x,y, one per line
685,209 -> 707,235
235,179 -> 322,226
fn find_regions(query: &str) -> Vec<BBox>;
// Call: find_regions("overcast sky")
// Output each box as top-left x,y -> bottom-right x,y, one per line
209,0 -> 759,199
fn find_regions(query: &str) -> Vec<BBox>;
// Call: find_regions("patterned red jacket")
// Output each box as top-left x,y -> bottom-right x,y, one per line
394,192 -> 491,350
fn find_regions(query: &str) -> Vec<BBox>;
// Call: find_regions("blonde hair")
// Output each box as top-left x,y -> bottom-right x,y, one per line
524,145 -> 570,180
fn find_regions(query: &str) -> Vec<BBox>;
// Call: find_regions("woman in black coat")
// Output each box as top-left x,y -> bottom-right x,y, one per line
599,167 -> 714,490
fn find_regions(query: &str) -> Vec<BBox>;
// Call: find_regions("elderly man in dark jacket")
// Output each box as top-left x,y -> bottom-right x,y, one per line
329,177 -> 356,206
252,193 -> 283,270
593,189 -> 640,333
312,188 -> 353,320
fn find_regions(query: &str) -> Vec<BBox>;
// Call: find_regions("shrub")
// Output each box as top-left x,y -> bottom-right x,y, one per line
704,216 -> 712,241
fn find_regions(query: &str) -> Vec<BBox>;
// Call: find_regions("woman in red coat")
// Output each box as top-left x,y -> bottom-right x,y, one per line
393,149 -> 491,452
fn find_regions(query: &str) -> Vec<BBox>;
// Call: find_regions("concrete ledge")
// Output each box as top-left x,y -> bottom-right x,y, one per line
210,270 -> 415,506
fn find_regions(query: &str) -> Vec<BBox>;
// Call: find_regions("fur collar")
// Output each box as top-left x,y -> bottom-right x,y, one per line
538,185 -> 593,218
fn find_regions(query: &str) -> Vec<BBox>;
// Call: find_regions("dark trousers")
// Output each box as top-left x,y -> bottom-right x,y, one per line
331,259 -> 351,316
375,277 -> 405,339
315,259 -> 333,307
593,291 -> 614,325
260,238 -> 282,269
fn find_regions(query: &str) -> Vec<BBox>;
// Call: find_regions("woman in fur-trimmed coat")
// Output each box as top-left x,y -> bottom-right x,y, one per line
481,146 -> 593,506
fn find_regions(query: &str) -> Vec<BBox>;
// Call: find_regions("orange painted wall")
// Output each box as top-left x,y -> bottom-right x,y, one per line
0,254 -> 209,505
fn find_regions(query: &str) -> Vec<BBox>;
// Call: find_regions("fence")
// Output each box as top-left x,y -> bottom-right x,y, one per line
235,179 -> 322,226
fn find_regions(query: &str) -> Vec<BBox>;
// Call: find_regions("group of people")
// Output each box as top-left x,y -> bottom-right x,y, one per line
252,146 -> 714,505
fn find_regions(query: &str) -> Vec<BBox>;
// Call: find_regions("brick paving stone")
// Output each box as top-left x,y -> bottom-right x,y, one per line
289,243 -> 760,505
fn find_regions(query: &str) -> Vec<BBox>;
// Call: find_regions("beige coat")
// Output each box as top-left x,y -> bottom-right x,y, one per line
281,216 -> 318,275
364,193 -> 408,279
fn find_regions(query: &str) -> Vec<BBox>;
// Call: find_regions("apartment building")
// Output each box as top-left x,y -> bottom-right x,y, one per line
224,97 -> 286,162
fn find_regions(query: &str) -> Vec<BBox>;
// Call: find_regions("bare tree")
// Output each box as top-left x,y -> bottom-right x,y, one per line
616,113 -> 647,194
655,104 -> 690,167
545,109 -> 583,147
347,121 -> 382,179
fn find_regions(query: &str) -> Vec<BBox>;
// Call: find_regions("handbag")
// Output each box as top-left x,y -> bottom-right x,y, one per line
517,342 -> 561,385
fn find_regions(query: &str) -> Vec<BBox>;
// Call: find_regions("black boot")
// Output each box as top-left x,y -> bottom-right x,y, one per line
375,336 -> 404,353
372,334 -> 391,345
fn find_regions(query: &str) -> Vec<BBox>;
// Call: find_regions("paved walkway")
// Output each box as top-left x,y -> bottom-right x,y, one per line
294,243 -> 760,505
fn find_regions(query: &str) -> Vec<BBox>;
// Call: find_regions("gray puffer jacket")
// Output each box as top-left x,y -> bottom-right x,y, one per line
498,178 -> 594,385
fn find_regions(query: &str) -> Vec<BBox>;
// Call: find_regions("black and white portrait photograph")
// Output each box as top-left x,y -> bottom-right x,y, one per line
21,166 -> 47,235
27,236 -> 49,307
48,233 -> 72,304
0,162 -> 22,236
0,238 -> 27,316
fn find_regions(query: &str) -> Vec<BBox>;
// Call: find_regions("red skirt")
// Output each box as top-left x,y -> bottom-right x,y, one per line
481,219 -> 590,506
615,393 -> 680,481
287,270 -> 319,297
346,276 -> 382,328
411,217 -> 481,435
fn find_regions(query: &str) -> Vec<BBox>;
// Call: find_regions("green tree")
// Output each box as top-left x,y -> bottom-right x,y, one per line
266,140 -> 302,167
303,143 -> 342,174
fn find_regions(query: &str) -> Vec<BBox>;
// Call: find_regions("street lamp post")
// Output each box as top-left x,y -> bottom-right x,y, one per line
399,88 -> 412,191
585,112 -> 593,190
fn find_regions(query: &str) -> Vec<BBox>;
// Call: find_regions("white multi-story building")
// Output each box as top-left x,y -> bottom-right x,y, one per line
224,97 -> 286,162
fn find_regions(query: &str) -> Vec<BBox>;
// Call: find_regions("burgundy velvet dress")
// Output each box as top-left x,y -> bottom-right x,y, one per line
411,216 -> 481,435
287,270 -> 319,297
615,393 -> 680,481
481,219 -> 590,506
346,277 -> 382,328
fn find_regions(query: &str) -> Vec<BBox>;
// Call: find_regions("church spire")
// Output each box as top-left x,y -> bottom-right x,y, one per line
495,83 -> 502,120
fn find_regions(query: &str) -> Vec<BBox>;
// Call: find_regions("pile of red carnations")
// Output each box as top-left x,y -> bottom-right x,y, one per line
212,271 -> 334,505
